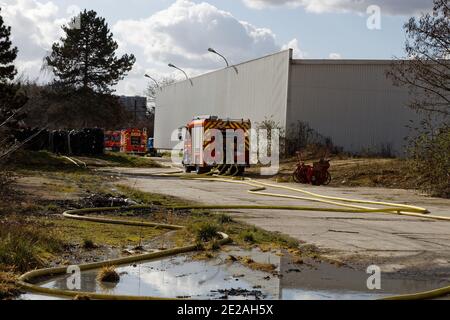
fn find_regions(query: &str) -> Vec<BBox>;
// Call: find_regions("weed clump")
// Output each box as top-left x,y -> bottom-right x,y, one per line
216,214 -> 233,224
191,222 -> 219,242
240,230 -> 256,244
208,240 -> 221,251
82,239 -> 96,250
97,266 -> 120,283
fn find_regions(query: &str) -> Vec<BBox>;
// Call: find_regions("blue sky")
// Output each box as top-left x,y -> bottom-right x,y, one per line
1,0 -> 433,95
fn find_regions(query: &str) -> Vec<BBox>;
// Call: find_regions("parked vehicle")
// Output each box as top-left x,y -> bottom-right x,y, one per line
182,115 -> 251,175
120,128 -> 148,154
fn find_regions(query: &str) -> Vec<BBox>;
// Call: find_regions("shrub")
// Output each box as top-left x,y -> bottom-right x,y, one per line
240,230 -> 255,244
191,222 -> 219,242
409,126 -> 450,198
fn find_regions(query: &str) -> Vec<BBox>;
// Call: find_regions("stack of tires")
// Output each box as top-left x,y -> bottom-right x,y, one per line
14,128 -> 49,151
68,128 -> 104,156
15,128 -> 105,156
49,130 -> 70,155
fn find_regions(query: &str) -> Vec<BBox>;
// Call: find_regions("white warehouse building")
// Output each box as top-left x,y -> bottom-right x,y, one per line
155,49 -> 418,156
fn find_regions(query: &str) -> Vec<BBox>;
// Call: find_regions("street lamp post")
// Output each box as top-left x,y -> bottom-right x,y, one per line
144,74 -> 161,90
208,48 -> 238,73
168,63 -> 193,86
208,48 -> 229,67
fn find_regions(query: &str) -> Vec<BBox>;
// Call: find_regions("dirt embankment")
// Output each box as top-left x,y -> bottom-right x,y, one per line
267,157 -> 423,191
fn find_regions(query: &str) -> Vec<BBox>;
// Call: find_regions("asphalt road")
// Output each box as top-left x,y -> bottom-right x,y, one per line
104,167 -> 450,274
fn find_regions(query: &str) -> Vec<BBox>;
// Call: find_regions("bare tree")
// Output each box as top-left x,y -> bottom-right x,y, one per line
388,0 -> 449,198
388,0 -> 449,119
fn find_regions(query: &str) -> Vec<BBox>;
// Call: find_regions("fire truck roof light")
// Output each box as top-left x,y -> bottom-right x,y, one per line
194,115 -> 219,120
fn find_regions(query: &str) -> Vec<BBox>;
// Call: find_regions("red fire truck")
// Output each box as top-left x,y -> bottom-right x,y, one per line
182,116 -> 251,175
120,128 -> 148,154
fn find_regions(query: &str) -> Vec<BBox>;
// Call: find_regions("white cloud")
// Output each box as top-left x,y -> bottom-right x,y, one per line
329,52 -> 342,59
242,0 -> 432,16
112,0 -> 300,95
0,0 -> 78,80
2,0 -> 301,95
281,38 -> 303,58
113,0 -> 284,72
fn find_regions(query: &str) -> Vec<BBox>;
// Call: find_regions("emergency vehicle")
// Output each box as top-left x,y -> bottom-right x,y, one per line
120,128 -> 148,154
182,116 -> 251,175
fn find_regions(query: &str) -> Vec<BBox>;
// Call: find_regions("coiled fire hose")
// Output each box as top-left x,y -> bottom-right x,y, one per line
17,206 -> 231,300
17,166 -> 450,300
117,168 -> 450,300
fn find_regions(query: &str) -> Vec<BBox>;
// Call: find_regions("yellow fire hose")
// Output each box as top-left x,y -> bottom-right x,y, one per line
18,168 -> 450,300
127,168 -> 450,299
17,206 -> 231,300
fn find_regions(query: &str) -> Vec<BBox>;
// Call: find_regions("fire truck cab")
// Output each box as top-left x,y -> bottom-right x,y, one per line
182,116 -> 251,175
120,128 -> 148,154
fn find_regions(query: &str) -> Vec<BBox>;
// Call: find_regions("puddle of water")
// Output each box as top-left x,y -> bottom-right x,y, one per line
20,247 -> 448,300
279,253 -> 448,300
282,289 -> 383,300
21,252 -> 279,300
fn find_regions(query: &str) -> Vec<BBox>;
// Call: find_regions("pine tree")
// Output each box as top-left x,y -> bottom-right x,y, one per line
46,10 -> 135,93
0,7 -> 26,129
1,8 -> 28,164
0,8 -> 17,84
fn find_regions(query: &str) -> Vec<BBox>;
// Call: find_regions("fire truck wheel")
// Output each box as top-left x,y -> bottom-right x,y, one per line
184,166 -> 194,173
195,165 -> 209,175
218,164 -> 230,175
226,165 -> 238,176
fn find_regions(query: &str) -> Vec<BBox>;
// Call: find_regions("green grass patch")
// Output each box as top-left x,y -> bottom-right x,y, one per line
216,213 -> 233,224
240,230 -> 256,243
94,152 -> 163,168
0,216 -> 65,272
7,150 -> 162,172
190,221 -> 219,242
8,150 -> 84,172
116,185 -> 190,207
116,186 -> 300,251
46,216 -> 165,247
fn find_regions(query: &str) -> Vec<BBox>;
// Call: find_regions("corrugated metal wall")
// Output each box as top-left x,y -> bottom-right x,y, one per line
287,60 -> 420,155
154,50 -> 291,149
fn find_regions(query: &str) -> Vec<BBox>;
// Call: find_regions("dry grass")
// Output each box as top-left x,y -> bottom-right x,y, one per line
238,256 -> 277,273
82,239 -> 97,250
272,157 -> 421,190
0,272 -> 20,300
48,216 -> 165,247
97,266 -> 120,283
0,170 -> 15,197
0,216 -> 65,272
